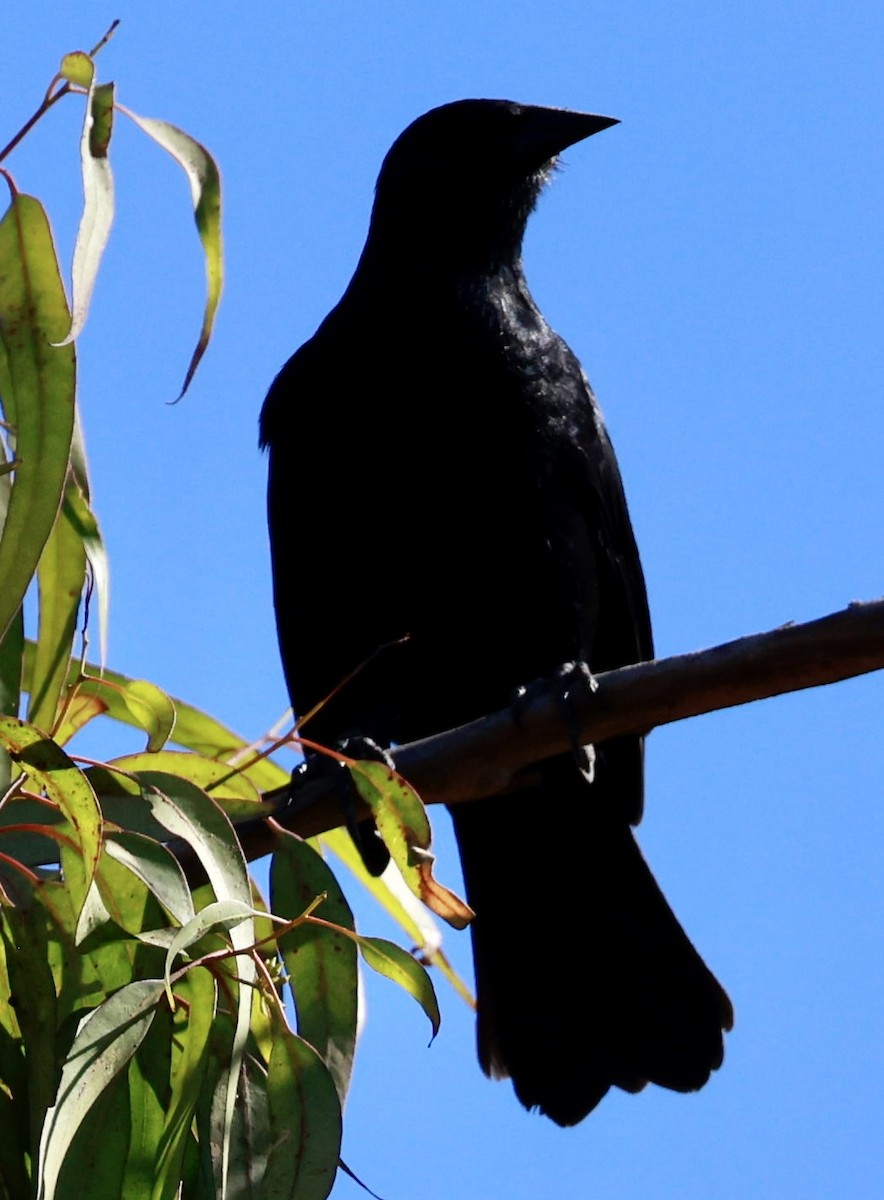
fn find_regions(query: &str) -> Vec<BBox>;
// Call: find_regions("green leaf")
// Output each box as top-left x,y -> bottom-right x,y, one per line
21,647 -> 290,791
356,935 -> 440,1042
163,898 -> 262,1006
104,831 -> 195,927
272,833 -> 358,1105
67,410 -> 109,664
111,749 -> 269,821
105,768 -> 257,1192
1,902 -> 59,1163
125,1001 -> 173,1199
0,606 -> 23,788
53,1066 -> 130,1200
261,1030 -> 342,1200
58,80 -> 116,345
0,192 -> 76,644
323,828 -> 475,1007
0,716 -> 102,910
153,966 -> 216,1200
350,759 -> 473,929
117,105 -> 223,398
122,680 -> 176,752
0,439 -> 24,776
37,979 -> 165,1200
28,479 -> 87,734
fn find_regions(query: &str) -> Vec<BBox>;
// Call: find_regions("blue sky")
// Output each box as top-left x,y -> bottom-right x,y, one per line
7,4 -> 884,1197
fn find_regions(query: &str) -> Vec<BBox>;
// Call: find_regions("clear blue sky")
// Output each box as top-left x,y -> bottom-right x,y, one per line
7,5 -> 884,1197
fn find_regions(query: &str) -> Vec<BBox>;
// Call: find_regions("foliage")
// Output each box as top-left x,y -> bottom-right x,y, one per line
0,26 -> 458,1199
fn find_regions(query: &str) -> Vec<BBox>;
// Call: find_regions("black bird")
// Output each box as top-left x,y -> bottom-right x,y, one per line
260,99 -> 733,1126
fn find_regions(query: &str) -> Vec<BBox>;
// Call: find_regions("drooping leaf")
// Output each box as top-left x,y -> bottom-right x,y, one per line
355,935 -> 440,1042
104,830 -> 195,927
57,80 -> 115,345
122,680 -> 176,752
261,1029 -> 342,1200
117,105 -> 223,398
162,899 -> 264,1006
67,410 -> 109,664
37,979 -> 165,1200
350,759 -> 473,929
112,768 -> 256,1193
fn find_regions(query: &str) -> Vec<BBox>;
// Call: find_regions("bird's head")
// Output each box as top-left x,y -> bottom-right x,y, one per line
365,99 -> 618,270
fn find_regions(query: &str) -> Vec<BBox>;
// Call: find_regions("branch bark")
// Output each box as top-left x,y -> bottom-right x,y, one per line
226,598 -> 884,863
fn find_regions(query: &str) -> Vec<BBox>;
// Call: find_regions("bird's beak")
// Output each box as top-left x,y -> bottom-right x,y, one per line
519,107 -> 619,164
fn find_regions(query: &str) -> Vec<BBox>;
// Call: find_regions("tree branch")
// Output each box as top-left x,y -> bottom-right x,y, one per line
214,598 -> 884,867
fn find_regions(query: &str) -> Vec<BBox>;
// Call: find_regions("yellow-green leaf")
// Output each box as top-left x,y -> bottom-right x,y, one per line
59,51 -> 94,88
122,679 -> 176,752
111,750 -> 267,820
350,759 -> 473,930
355,934 -> 440,1041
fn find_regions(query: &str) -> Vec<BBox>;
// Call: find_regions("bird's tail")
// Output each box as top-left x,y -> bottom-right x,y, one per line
449,747 -> 733,1126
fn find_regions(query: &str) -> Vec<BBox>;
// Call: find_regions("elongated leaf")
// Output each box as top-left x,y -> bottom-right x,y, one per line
0,606 -> 23,790
104,830 -> 194,926
261,1030 -> 342,1200
58,79 -> 115,344
163,898 -> 264,1004
67,410 -> 109,664
117,105 -> 223,398
120,769 -> 256,1194
350,759 -> 473,929
125,1001 -> 173,1199
0,192 -> 76,643
52,1066 -> 130,1200
0,437 -> 23,778
111,750 -> 268,821
21,647 -> 289,790
37,978 -> 165,1200
154,965 -> 216,1200
203,1050 -> 269,1198
1,903 -> 59,1160
272,832 -> 358,1106
355,935 -> 440,1042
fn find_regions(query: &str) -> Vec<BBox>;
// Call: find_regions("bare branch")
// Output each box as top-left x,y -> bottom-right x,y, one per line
190,598 -> 884,872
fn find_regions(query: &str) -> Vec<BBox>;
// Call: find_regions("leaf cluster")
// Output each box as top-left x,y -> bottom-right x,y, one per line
0,28 -> 458,1199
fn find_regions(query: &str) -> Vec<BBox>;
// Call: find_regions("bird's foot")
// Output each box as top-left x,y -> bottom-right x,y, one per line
553,661 -> 597,780
511,661 -> 597,780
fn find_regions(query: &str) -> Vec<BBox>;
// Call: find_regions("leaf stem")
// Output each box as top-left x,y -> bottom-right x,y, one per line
0,19 -> 121,166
